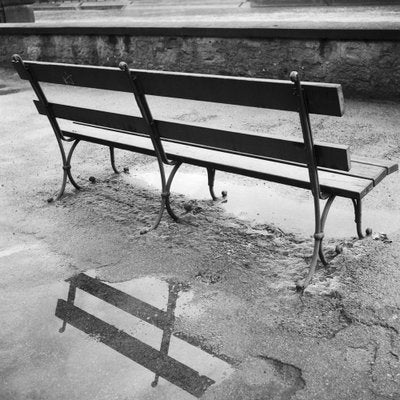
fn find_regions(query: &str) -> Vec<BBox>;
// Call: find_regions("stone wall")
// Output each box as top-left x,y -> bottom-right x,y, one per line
1,28 -> 400,100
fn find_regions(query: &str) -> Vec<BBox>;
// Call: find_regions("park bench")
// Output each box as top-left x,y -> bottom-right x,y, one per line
12,54 -> 398,289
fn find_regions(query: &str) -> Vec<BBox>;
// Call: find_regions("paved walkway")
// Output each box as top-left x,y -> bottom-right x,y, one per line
32,3 -> 400,29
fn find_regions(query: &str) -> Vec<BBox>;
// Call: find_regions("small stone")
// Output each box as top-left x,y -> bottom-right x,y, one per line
89,176 -> 96,183
47,197 -> 54,203
221,190 -> 228,198
183,203 -> 193,212
123,167 -> 130,173
335,244 -> 343,254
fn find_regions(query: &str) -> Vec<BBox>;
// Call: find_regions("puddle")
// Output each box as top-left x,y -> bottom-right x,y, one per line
129,167 -> 400,239
1,273 -> 234,400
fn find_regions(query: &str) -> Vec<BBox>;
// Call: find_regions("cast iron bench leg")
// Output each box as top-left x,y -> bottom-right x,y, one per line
109,146 -> 120,174
140,162 -> 182,234
52,139 -> 81,201
299,195 -> 374,291
164,162 -> 182,222
351,198 -> 372,239
206,167 -> 227,201
297,194 -> 337,292
318,195 -> 336,266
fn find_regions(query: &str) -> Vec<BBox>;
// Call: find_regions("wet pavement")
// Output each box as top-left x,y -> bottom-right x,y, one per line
2,271 -> 233,399
2,68 -> 400,400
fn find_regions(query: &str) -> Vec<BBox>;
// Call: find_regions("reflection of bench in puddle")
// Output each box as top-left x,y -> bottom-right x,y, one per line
55,273 -> 221,398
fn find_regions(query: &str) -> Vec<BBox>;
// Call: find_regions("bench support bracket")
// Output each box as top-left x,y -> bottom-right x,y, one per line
140,162 -> 183,234
52,139 -> 82,201
119,62 -> 186,233
318,195 -> 336,265
62,139 -> 81,192
12,54 -> 82,201
299,194 -> 336,291
291,71 -> 326,291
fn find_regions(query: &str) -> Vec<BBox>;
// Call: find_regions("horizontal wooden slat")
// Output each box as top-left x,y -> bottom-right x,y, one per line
55,300 -> 214,397
321,161 -> 388,186
352,155 -> 398,175
35,101 -> 350,170
23,60 -> 344,116
62,125 -> 374,199
35,100 -> 149,137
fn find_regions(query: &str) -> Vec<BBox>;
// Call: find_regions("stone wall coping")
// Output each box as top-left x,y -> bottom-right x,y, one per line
1,22 -> 400,40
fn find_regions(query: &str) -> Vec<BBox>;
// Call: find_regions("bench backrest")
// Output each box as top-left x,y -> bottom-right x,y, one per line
14,59 -> 350,171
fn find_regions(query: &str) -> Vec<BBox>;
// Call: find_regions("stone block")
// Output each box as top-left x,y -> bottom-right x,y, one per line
3,5 -> 34,22
2,0 -> 34,6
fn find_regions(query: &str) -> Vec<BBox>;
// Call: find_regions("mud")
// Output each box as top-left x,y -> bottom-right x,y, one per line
1,69 -> 400,399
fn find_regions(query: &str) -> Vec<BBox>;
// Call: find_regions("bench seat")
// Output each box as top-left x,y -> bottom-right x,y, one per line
63,123 -> 397,201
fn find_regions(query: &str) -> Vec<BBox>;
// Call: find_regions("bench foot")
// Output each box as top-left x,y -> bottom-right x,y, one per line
296,235 -> 323,293
151,378 -> 159,387
140,196 -> 167,234
351,198 -> 372,239
109,146 -> 120,174
207,168 -> 227,201
53,169 -> 69,202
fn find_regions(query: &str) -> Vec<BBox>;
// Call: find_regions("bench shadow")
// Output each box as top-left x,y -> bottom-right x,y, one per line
55,273 -> 232,398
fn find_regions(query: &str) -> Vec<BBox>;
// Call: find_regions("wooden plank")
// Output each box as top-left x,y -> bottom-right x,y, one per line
35,101 -> 149,136
55,300 -> 215,398
35,101 -> 350,170
137,70 -> 344,117
62,125 -> 373,199
322,161 -> 388,186
351,155 -> 398,175
68,273 -> 169,330
25,60 -> 344,115
156,118 -> 350,171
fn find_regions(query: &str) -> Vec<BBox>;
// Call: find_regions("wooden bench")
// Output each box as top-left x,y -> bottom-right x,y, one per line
12,54 -> 398,290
